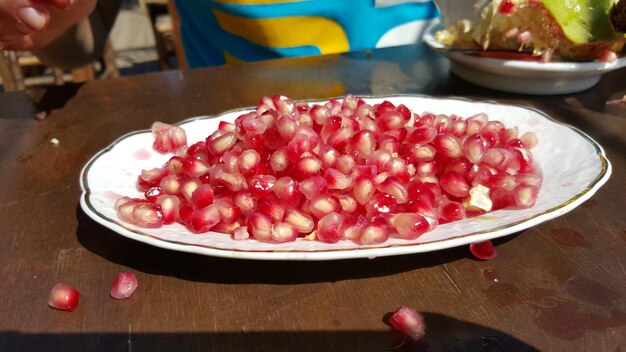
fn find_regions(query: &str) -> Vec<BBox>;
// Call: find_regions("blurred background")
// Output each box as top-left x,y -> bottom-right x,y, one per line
0,0 -> 178,92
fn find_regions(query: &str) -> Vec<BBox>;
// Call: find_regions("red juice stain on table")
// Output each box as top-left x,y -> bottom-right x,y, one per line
533,298 -> 626,340
482,268 -> 500,282
549,227 -> 592,248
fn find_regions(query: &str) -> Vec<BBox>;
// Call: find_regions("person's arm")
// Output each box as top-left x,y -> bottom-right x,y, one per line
32,0 -> 123,69
0,0 -> 122,69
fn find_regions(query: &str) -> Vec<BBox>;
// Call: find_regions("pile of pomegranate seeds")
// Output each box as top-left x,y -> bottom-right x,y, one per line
115,95 -> 541,245
48,283 -> 80,311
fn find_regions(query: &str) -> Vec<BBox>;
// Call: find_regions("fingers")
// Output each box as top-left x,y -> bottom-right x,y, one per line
43,0 -> 76,10
0,0 -> 52,50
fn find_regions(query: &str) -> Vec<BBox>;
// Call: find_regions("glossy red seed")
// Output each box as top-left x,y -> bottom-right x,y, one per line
249,175 -> 277,199
440,171 -> 470,198
299,176 -> 328,200
191,184 -> 214,210
284,208 -> 315,233
309,195 -> 341,219
110,272 -> 139,300
189,204 -> 220,233
365,193 -> 397,215
156,194 -> 180,224
131,202 -> 164,228
469,240 -> 497,260
360,216 -> 390,245
247,213 -> 273,242
389,306 -> 425,341
48,283 -> 80,311
389,213 -> 430,240
317,212 -> 343,243
270,222 -> 298,242
350,129 -> 377,158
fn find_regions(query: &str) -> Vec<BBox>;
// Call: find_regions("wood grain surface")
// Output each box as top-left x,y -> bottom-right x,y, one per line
0,44 -> 625,351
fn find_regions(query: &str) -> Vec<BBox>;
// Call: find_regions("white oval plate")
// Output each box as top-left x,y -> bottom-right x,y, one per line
424,23 -> 626,95
80,96 -> 611,261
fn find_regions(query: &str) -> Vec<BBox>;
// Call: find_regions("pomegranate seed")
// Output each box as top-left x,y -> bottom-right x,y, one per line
377,135 -> 399,154
433,133 -> 462,158
310,104 -> 330,125
440,171 -> 470,198
360,216 -> 390,245
598,49 -> 618,63
376,176 -> 408,204
407,144 -> 437,163
519,131 -> 538,149
319,145 -> 340,169
177,202 -> 192,223
247,213 -> 273,241
513,184 -> 539,208
152,122 -> 187,153
129,202 -> 164,228
189,204 -> 220,233
48,283 -> 80,311
296,156 -> 323,178
273,94 -> 294,114
309,195 -> 341,219
385,158 -> 410,183
324,168 -> 352,190
284,208 -> 315,233
144,186 -> 163,203
389,213 -> 429,240
350,129 -> 377,158
273,176 -> 299,202
317,212 -> 343,243
437,199 -> 466,223
337,194 -> 358,212
110,272 -> 138,300
406,125 -> 436,144
191,184 -> 214,210
156,194 -> 180,224
182,157 -> 210,178
335,154 -> 356,175
207,132 -> 237,156
320,115 -> 342,142
299,176 -> 328,200
353,175 -> 377,205
249,175 -> 277,199
365,193 -> 397,215
234,191 -> 256,214
138,167 -> 166,191
470,240 -> 496,260
463,134 -> 487,164
341,213 -> 368,241
366,149 -> 392,171
389,306 -> 425,340
258,194 -> 286,222
268,222 -> 297,242
214,197 -> 241,223
373,100 -> 396,117
270,147 -> 290,172
233,226 -> 250,240
327,126 -> 354,151
237,149 -> 260,177
378,110 -> 407,131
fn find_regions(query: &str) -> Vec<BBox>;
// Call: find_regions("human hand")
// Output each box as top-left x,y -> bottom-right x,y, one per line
0,0 -> 96,51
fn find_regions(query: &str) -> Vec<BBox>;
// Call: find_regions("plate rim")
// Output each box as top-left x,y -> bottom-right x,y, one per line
79,94 -> 612,260
423,22 -> 626,74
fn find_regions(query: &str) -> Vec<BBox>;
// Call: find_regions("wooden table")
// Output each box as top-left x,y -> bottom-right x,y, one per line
1,44 -> 625,351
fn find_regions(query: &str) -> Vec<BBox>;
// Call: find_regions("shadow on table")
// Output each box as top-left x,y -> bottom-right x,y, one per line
0,312 -> 538,352
75,206 -> 520,285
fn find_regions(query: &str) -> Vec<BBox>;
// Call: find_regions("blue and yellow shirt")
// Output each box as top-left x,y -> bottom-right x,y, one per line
174,0 -> 440,67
